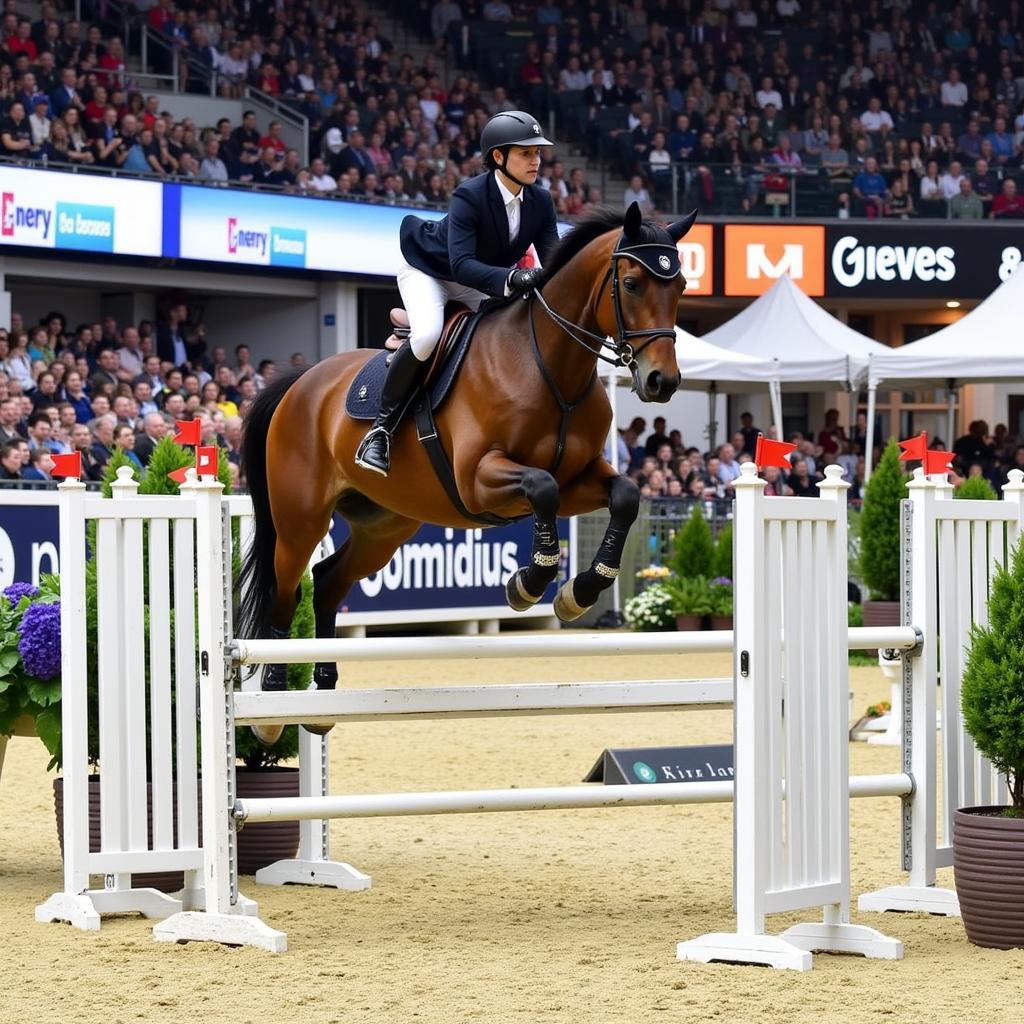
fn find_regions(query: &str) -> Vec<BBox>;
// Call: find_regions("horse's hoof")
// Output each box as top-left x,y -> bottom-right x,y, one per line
251,723 -> 285,746
553,580 -> 589,623
302,723 -> 334,737
505,568 -> 540,612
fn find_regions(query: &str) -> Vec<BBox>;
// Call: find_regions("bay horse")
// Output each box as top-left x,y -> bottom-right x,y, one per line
239,202 -> 697,741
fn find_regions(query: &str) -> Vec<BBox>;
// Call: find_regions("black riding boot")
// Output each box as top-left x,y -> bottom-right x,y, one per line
354,343 -> 428,477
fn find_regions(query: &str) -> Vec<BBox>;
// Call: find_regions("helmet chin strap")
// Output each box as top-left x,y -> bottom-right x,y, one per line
495,148 -> 531,190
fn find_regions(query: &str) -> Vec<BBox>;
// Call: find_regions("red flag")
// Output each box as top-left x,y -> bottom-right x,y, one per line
196,445 -> 219,477
754,434 -> 797,470
923,449 -> 954,476
898,432 -> 928,462
173,419 -> 201,446
50,451 -> 82,478
167,466 -> 190,485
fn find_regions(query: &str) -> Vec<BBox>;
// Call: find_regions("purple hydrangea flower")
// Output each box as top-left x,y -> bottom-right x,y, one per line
4,582 -> 40,604
712,577 -> 733,587
18,601 -> 61,680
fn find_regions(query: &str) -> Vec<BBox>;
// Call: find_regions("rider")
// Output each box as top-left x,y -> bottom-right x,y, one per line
355,110 -> 561,477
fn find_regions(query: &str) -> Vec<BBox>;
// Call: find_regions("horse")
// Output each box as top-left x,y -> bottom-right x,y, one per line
238,202 -> 697,741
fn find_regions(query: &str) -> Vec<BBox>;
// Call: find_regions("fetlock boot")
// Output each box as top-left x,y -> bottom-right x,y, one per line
354,342 -> 428,477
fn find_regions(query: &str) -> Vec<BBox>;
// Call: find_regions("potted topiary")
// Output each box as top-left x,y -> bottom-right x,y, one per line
663,575 -> 714,631
711,521 -> 733,580
859,438 -> 908,633
623,583 -> 676,632
670,502 -> 714,581
954,536 -> 1024,948
955,475 -> 997,500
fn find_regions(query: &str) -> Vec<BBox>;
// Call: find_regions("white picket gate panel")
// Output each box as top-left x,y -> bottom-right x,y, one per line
860,469 -> 1024,916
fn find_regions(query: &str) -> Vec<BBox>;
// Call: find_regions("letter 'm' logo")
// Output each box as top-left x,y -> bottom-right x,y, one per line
745,243 -> 804,281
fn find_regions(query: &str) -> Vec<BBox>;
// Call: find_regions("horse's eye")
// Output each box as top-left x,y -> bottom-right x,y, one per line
623,278 -> 638,292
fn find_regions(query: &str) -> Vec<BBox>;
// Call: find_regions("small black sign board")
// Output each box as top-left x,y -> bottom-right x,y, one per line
585,745 -> 734,785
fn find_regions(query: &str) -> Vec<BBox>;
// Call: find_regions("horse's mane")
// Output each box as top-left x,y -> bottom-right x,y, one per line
537,206 -> 624,286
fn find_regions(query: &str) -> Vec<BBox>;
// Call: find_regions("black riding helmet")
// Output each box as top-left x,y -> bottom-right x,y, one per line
481,110 -> 555,186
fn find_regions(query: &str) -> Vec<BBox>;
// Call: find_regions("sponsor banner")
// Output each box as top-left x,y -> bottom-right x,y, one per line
329,517 -> 569,614
0,495 -> 568,619
825,225 -> 1024,297
723,224 -> 825,296
0,166 -> 162,256
677,223 -> 713,296
177,185 -> 444,274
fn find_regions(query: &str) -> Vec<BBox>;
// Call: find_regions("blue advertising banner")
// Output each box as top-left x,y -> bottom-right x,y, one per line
0,495 -> 567,622
0,498 -> 60,589
172,184 -> 444,276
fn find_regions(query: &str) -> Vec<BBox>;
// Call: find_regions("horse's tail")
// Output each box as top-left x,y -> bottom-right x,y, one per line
237,367 -> 312,640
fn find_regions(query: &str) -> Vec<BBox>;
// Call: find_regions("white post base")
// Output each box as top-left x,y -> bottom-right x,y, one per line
678,920 -> 903,971
36,887 -> 184,930
255,858 -> 371,891
780,922 -> 903,959
858,885 -> 960,916
677,933 -> 813,971
154,910 -> 287,952
867,680 -> 903,745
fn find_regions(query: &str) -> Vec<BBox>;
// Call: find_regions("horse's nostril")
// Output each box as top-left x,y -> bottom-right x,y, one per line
647,370 -> 663,394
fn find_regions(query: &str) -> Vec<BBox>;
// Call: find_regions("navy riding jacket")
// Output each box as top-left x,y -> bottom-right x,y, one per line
399,171 -> 560,297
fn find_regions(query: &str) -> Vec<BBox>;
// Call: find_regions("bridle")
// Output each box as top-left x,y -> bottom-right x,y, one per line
530,240 -> 681,377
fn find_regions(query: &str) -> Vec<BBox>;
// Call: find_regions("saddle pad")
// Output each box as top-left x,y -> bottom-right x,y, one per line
345,310 -> 480,421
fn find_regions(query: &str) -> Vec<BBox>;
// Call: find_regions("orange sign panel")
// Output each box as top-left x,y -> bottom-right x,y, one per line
676,223 -> 714,296
724,224 -> 825,296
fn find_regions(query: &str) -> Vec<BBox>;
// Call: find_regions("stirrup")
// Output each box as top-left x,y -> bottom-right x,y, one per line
355,425 -> 392,476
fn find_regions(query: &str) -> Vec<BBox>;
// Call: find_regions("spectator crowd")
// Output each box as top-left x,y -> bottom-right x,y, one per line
2,0 -> 1023,218
0,304 -> 292,486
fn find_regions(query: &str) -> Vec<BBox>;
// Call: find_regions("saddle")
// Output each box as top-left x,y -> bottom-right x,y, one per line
345,303 -> 516,528
345,303 -> 476,421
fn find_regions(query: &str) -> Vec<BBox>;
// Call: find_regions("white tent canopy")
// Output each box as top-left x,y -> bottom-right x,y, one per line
863,265 -> 1024,477
700,273 -> 890,450
867,265 -> 1024,390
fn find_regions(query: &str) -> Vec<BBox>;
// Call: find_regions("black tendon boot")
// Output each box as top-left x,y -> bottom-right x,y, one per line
354,343 -> 429,477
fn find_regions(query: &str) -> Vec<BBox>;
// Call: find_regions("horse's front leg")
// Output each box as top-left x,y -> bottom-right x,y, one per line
554,458 -> 640,622
470,452 -> 562,611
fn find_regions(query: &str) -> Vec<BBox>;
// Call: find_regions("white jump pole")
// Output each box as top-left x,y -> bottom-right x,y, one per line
864,382 -> 877,483
236,774 -> 913,824
232,626 -> 918,666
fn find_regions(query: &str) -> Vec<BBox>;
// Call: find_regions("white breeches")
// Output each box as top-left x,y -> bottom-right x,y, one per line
396,259 -> 488,362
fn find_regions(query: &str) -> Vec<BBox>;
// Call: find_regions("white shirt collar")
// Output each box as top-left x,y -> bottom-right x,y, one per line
494,171 -> 523,207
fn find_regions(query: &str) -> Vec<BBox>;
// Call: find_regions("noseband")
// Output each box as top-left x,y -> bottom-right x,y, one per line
530,243 -> 680,374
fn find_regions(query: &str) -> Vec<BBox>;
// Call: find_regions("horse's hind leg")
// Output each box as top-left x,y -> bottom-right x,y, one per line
301,501 -> 419,734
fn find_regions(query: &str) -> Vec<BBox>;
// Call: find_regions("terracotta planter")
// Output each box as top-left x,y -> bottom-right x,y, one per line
54,767 -> 301,889
709,614 -> 733,631
953,806 -> 1024,949
675,614 -> 704,632
862,600 -> 900,654
235,767 -> 300,875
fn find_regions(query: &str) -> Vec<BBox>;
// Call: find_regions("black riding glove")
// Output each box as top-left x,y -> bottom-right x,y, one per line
507,268 -> 541,294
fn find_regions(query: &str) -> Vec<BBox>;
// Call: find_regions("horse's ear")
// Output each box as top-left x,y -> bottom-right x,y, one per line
666,210 -> 698,242
623,201 -> 643,239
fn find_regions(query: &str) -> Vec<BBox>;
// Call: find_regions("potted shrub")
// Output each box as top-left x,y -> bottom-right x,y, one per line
859,439 -> 908,633
663,575 -> 713,631
623,584 -> 676,632
955,475 -> 997,500
708,577 -> 733,630
712,521 -> 733,580
670,502 -> 714,580
954,536 -> 1024,948
0,579 -> 63,764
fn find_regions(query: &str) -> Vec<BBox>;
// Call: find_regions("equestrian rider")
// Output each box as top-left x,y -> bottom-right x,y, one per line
355,110 -> 560,477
